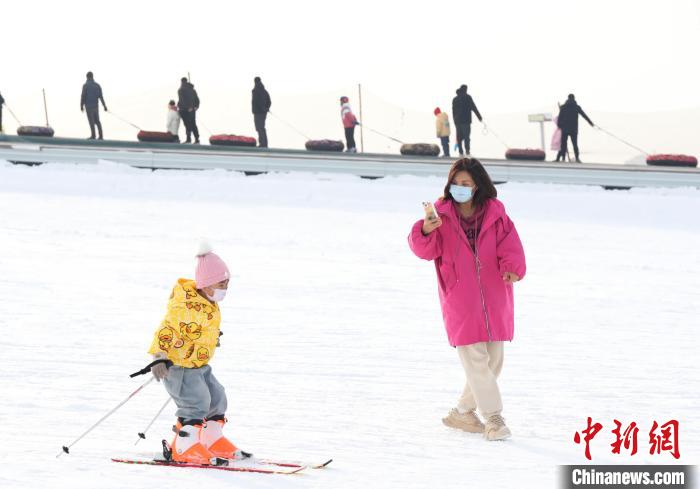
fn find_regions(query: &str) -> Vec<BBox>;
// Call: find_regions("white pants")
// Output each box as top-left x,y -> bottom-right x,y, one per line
456,341 -> 504,418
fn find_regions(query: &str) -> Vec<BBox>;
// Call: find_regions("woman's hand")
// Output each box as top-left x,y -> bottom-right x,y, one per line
502,272 -> 520,283
422,215 -> 442,235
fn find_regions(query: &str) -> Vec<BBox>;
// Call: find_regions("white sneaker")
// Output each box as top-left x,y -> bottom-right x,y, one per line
442,408 -> 485,433
484,414 -> 511,441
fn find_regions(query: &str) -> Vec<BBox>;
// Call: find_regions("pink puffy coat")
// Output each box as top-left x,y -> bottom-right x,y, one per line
408,197 -> 526,346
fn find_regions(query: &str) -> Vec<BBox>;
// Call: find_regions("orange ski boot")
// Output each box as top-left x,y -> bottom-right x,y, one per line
171,422 -> 217,465
201,416 -> 249,460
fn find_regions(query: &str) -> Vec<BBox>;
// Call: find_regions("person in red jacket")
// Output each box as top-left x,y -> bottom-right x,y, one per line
340,96 -> 360,153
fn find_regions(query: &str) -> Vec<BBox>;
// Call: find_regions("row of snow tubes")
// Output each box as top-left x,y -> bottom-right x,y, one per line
9,127 -> 699,168
305,141 -> 443,156
136,131 -> 259,147
504,149 -> 698,167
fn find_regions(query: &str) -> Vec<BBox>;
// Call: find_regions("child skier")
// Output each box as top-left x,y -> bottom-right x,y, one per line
340,96 -> 359,152
148,242 -> 246,465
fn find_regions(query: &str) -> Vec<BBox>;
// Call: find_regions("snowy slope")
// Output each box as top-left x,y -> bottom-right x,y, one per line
0,160 -> 698,488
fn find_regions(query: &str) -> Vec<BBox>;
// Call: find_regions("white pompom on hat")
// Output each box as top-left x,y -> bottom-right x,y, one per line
194,239 -> 230,289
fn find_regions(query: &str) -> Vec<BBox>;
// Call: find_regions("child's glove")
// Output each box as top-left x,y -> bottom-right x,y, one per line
151,352 -> 170,381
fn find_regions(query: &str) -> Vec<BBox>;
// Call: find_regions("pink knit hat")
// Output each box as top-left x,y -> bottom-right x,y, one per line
194,241 -> 230,289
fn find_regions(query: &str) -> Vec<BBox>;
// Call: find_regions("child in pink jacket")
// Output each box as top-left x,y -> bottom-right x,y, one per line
408,157 -> 526,441
340,96 -> 359,153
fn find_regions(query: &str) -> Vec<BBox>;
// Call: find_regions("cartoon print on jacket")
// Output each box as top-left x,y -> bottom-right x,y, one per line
158,326 -> 175,350
196,347 -> 210,361
182,284 -> 198,299
180,321 -> 202,341
185,302 -> 216,320
148,278 -> 221,368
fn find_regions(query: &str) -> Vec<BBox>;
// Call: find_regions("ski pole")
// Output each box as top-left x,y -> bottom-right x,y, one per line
594,125 -> 649,156
269,111 -> 312,140
57,377 -> 155,457
106,110 -> 142,131
135,396 -> 171,445
57,359 -> 172,457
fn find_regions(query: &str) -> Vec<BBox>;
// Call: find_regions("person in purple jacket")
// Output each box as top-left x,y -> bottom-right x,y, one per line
408,157 -> 526,441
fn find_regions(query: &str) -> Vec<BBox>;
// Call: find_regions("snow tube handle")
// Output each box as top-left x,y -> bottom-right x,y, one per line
130,359 -> 174,378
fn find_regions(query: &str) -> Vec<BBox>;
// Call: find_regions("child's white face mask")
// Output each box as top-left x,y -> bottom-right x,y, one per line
207,288 -> 227,302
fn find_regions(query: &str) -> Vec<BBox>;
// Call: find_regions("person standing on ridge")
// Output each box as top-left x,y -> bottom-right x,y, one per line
451,84 -> 482,156
167,100 -> 181,142
555,94 -> 594,163
178,77 -> 200,144
340,96 -> 360,153
80,71 -> 108,140
434,107 -> 451,157
251,77 -> 271,148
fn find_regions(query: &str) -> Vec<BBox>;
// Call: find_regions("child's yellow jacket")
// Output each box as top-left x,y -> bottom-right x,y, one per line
148,278 -> 221,368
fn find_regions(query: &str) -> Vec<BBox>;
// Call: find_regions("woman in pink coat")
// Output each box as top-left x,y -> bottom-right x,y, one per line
408,157 -> 526,441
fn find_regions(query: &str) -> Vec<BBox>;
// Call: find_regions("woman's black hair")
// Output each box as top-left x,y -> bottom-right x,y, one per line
442,157 -> 497,208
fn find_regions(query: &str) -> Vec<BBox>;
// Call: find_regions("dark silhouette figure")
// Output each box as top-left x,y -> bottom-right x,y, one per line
555,94 -> 594,163
451,84 -> 482,155
177,77 -> 200,144
80,72 -> 108,139
0,91 -> 4,133
252,77 -> 271,148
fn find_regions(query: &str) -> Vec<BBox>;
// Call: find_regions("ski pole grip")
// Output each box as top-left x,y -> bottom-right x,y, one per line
130,359 -> 174,378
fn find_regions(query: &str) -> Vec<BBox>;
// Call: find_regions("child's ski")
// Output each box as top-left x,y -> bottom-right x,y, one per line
111,457 -> 306,475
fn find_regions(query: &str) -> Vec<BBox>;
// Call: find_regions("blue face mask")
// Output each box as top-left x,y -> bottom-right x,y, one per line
450,184 -> 474,203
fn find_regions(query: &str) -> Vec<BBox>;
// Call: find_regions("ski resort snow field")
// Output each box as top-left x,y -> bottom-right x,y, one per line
0,160 -> 698,488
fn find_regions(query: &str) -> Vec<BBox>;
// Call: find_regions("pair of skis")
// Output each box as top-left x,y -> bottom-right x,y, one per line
113,444 -> 332,475
112,457 -> 332,475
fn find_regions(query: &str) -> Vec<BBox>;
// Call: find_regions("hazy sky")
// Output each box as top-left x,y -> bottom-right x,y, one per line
2,0 -> 699,159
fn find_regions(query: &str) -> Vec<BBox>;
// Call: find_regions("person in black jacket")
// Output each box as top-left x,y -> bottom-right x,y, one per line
80,72 -> 108,139
251,77 -> 271,148
451,84 -> 482,156
555,94 -> 594,163
177,77 -> 200,144
0,91 -> 4,133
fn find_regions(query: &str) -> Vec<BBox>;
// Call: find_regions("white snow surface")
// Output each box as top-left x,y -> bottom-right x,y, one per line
0,159 -> 698,488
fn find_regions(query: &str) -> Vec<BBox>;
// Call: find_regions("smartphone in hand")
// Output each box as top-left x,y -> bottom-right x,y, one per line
422,201 -> 438,222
